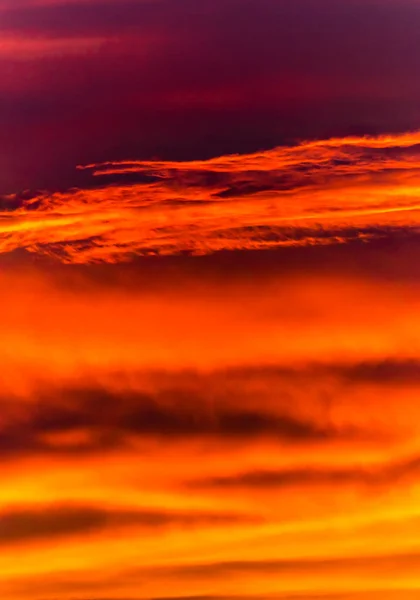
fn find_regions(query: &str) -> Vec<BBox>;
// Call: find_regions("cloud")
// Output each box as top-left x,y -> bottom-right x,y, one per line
188,454 -> 420,493
0,503 -> 254,546
5,549 -> 420,600
3,0 -> 420,192
0,375 -> 365,460
1,131 -> 420,262
1,213 -> 420,600
2,2 -> 420,598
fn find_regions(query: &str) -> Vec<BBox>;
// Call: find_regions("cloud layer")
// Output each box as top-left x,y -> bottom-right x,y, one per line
2,1 -> 420,598
1,130 -> 420,262
1,242 -> 420,599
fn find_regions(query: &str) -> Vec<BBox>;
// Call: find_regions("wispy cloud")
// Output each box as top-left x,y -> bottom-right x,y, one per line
1,131 -> 420,262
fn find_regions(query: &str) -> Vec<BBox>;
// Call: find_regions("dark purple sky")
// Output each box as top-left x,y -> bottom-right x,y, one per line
1,0 -> 420,193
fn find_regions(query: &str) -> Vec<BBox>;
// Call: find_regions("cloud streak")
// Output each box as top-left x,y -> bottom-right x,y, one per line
1,131 -> 420,262
0,502 -> 255,546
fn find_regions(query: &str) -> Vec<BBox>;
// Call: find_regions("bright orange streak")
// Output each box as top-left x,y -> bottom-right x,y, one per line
1,130 -> 420,263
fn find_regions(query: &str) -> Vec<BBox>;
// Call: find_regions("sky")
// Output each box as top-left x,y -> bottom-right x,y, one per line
1,1 -> 420,599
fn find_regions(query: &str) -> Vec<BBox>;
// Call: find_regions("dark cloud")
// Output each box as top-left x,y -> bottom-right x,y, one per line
0,503 -> 253,545
0,383 -> 346,459
4,358 -> 419,460
189,454 -> 420,492
331,360 -> 420,385
146,551 -> 420,581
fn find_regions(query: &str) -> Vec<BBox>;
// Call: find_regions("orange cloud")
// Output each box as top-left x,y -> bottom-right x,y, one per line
2,130 -> 420,263
2,242 -> 420,599
2,132 -> 420,599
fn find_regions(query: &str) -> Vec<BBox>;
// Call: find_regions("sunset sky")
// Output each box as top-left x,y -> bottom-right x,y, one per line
2,1 -> 420,599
